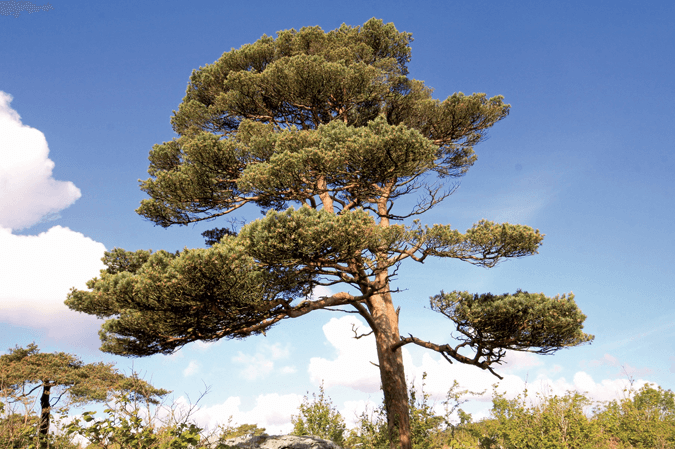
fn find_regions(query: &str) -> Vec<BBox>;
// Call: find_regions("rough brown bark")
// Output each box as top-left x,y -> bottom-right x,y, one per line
38,382 -> 51,449
367,277 -> 411,449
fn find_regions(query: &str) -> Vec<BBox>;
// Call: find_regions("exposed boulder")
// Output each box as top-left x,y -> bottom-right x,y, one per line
220,434 -> 343,449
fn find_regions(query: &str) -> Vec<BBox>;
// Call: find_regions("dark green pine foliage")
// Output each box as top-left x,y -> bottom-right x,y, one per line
66,19 -> 593,449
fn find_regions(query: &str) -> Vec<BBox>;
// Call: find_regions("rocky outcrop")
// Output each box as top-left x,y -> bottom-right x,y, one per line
220,434 -> 343,449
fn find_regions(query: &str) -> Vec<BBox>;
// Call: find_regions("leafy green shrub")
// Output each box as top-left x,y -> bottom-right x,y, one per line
213,418 -> 267,446
341,374 -> 484,449
407,373 -> 445,449
344,399 -> 389,449
488,384 -> 606,449
292,382 -> 347,446
341,379 -> 675,449
65,393 -> 203,449
594,383 -> 675,449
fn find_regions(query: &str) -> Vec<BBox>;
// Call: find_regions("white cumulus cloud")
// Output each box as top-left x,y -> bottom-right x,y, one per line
308,316 -> 382,393
0,226 -> 106,344
0,91 -> 81,230
0,92 -> 107,350
174,393 -> 304,435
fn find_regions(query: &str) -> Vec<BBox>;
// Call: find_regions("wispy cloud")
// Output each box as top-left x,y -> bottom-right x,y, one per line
588,353 -> 653,378
462,170 -> 560,225
232,342 -> 292,381
183,361 -> 201,377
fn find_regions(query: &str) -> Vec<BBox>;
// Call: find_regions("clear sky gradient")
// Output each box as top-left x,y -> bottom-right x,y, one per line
1,0 -> 673,435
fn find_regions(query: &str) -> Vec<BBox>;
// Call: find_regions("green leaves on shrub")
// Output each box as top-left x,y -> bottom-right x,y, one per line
291,383 -> 347,446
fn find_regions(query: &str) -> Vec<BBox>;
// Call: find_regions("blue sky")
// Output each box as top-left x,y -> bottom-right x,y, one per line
1,0 -> 674,435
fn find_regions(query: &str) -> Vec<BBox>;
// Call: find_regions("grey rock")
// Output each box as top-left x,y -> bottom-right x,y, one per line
220,434 -> 343,449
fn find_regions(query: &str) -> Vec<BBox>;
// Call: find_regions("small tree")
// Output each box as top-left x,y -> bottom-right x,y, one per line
0,343 -> 168,448
292,383 -> 346,445
66,18 -> 594,449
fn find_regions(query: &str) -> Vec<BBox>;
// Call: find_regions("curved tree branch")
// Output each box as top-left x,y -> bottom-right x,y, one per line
350,300 -> 379,336
392,335 -> 504,380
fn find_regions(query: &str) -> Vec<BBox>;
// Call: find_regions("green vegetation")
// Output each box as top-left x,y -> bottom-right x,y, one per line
64,393 -> 203,449
290,376 -> 675,449
292,382 -> 347,446
1,359 -> 673,448
0,343 -> 168,449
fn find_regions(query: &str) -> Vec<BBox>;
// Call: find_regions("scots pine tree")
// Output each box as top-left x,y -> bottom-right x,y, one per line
66,19 -> 593,449
0,343 -> 168,448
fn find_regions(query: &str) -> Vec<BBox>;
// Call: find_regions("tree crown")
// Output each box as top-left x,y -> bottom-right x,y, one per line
136,18 -> 509,228
0,343 -> 169,405
66,19 -> 592,380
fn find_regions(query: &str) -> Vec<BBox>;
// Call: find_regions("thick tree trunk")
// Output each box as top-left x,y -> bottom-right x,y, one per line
38,383 -> 51,449
368,280 -> 411,449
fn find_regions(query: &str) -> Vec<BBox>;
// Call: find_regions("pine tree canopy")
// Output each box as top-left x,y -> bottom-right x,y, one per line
0,343 -> 170,444
65,21 -> 592,444
0,343 -> 169,404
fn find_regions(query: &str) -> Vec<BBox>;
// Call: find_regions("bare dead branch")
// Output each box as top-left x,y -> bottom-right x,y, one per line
351,323 -> 374,339
392,335 -> 504,380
